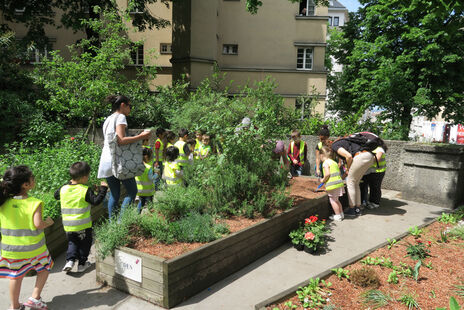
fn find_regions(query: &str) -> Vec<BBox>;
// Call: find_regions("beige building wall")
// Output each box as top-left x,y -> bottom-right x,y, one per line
173,0 -> 329,115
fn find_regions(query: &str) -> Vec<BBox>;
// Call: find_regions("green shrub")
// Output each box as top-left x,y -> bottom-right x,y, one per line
156,185 -> 209,221
94,207 -> 140,259
169,213 -> 229,243
139,213 -> 175,244
0,136 -> 102,218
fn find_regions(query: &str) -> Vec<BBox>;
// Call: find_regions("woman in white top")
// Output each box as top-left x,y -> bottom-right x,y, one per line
97,95 -> 151,219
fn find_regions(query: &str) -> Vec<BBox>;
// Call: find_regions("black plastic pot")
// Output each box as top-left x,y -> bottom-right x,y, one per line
303,245 -> 318,254
293,243 -> 304,251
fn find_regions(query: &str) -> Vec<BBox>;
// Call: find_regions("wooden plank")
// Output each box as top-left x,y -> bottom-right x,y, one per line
98,261 -> 164,295
167,196 -> 328,273
97,272 -> 166,307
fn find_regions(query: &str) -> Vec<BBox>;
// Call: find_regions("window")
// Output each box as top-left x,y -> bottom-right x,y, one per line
333,16 -> 340,26
223,44 -> 238,55
328,16 -> 332,26
295,98 -> 314,120
160,43 -> 172,54
296,48 -> 313,70
14,7 -> 25,15
130,44 -> 144,65
29,44 -> 52,64
299,0 -> 315,16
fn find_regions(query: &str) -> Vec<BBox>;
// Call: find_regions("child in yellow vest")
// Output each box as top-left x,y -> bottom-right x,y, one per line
174,128 -> 189,167
287,130 -> 307,177
0,166 -> 54,310
154,128 -> 166,189
315,125 -> 330,177
320,146 -> 345,221
135,148 -> 156,212
162,146 -> 183,186
194,130 -> 204,159
54,161 -> 108,273
200,134 -> 212,159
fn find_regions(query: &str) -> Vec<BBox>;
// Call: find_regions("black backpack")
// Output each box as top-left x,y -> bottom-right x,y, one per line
344,132 -> 381,152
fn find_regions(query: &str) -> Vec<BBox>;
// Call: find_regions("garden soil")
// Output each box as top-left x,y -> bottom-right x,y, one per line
129,177 -> 325,259
269,220 -> 464,310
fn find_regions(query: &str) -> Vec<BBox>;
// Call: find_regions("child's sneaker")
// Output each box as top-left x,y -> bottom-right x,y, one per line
8,304 -> 25,310
369,202 -> 380,209
77,261 -> 92,273
62,260 -> 75,272
355,207 -> 362,216
23,297 -> 47,310
329,214 -> 343,222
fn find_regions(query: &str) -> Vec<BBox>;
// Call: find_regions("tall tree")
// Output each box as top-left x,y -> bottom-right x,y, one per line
327,0 -> 464,139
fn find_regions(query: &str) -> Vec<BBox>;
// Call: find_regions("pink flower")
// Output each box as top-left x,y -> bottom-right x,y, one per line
310,215 -> 318,223
70,137 -> 75,141
304,232 -> 315,240
305,218 -> 311,224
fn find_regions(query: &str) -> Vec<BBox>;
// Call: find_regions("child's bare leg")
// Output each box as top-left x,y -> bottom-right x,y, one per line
329,197 -> 343,215
9,277 -> 24,309
31,270 -> 49,300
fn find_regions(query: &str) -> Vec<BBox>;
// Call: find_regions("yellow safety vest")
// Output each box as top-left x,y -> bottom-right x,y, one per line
136,162 -> 155,197
290,141 -> 306,163
200,145 -> 211,157
163,161 -> 182,186
0,197 -> 47,259
194,139 -> 203,160
324,159 -> 345,191
156,138 -> 164,162
174,140 -> 189,166
367,147 -> 386,174
317,141 -> 323,150
60,184 -> 92,232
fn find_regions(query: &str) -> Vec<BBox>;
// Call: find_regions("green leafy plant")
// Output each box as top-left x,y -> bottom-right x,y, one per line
437,296 -> 462,310
387,238 -> 398,249
438,212 -> 461,224
331,268 -> 350,280
448,225 -> 464,240
405,240 -> 431,261
454,282 -> 464,297
301,215 -> 329,252
430,290 -> 436,299
283,301 -> 297,309
350,267 -> 380,288
361,289 -> 393,309
296,278 -> 332,309
409,226 -> 423,238
412,261 -> 422,281
439,230 -> 449,243
361,256 -> 393,268
425,262 -> 433,270
398,292 -> 421,309
289,226 -> 305,247
387,270 -> 399,284
169,213 -> 229,243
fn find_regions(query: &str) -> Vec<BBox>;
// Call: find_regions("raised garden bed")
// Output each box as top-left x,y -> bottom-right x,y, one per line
265,218 -> 464,310
96,177 -> 329,308
45,203 -> 106,258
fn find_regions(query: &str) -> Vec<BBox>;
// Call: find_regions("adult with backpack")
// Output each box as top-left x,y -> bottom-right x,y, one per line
360,138 -> 387,209
331,132 -> 379,217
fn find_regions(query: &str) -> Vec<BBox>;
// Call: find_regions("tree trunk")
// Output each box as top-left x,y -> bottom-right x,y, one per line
400,104 -> 413,140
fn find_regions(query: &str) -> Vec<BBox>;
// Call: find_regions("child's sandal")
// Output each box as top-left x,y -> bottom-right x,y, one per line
23,297 -> 47,310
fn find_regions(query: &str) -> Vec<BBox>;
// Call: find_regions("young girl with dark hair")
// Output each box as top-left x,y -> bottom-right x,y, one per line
97,95 -> 151,219
315,125 -> 330,177
0,166 -> 54,310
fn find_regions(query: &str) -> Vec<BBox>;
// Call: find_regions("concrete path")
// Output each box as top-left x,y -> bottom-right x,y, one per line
0,190 -> 447,310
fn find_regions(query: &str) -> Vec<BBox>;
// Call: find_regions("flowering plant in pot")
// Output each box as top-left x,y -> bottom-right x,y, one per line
302,215 -> 328,254
289,226 -> 305,251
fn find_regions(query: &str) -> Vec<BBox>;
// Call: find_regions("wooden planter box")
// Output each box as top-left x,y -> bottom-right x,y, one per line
45,204 -> 107,258
96,194 -> 329,308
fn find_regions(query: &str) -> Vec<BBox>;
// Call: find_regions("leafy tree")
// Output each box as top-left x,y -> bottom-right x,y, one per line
327,0 -> 464,139
33,9 -> 157,139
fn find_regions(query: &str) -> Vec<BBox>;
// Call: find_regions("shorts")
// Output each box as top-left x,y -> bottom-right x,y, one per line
0,250 -> 54,279
327,186 -> 345,198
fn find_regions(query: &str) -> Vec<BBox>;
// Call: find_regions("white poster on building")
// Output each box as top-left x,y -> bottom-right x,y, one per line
114,249 -> 142,283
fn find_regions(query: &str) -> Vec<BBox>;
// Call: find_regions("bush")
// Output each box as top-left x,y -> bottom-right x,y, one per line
139,213 -> 175,244
156,185 -> 209,221
0,136 -> 102,218
169,213 -> 229,243
94,207 -> 140,259
350,267 -> 380,288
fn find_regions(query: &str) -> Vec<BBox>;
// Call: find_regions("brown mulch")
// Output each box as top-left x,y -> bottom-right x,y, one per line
269,221 -> 464,310
129,177 -> 325,260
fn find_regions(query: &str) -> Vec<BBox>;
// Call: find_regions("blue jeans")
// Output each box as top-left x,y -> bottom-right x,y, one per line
137,196 -> 153,213
106,176 -> 137,219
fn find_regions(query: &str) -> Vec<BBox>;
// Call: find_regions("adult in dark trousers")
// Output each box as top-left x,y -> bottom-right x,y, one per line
331,134 -> 375,217
360,138 -> 387,209
97,95 -> 151,219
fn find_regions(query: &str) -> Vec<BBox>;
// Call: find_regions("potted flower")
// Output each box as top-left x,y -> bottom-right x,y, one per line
302,215 -> 328,254
289,226 -> 305,251
289,215 -> 329,254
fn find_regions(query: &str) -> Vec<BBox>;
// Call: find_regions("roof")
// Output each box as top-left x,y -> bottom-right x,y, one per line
329,0 -> 346,9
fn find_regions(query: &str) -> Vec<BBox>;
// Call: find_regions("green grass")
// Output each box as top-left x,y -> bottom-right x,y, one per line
361,289 -> 393,309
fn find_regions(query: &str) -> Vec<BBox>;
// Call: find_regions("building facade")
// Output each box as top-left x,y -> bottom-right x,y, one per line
172,0 -> 329,114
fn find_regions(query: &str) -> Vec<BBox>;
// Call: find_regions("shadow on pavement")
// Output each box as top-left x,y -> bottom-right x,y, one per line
47,285 -> 127,310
